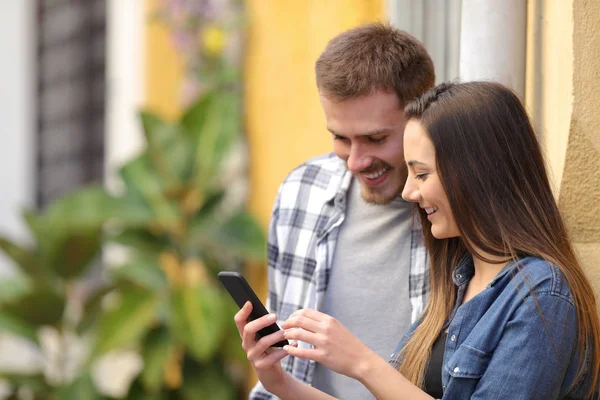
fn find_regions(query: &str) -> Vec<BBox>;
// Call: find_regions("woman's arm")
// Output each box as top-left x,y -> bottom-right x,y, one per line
282,309 -> 433,400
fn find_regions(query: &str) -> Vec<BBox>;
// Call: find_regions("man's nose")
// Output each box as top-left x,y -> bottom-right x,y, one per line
346,147 -> 372,173
402,178 -> 420,203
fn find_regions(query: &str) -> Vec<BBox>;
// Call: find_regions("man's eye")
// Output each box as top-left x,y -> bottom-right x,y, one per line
333,134 -> 347,141
368,136 -> 386,143
415,173 -> 429,180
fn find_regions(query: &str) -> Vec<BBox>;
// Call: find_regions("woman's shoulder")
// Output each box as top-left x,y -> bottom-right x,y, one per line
507,256 -> 575,306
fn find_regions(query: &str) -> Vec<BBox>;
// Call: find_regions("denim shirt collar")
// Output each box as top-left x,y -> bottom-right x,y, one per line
452,253 -> 520,288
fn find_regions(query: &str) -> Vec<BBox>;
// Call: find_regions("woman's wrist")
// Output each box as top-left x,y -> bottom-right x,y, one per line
354,348 -> 388,383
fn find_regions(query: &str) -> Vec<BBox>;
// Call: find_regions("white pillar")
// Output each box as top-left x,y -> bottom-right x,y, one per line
105,0 -> 146,194
459,0 -> 527,98
0,0 -> 36,274
390,0 -> 462,83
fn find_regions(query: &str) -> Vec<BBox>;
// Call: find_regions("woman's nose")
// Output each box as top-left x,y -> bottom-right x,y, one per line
402,179 -> 420,202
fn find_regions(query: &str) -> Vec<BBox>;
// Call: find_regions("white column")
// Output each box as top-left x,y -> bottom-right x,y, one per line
105,0 -> 146,194
459,0 -> 527,98
0,0 -> 36,274
390,0 -> 462,83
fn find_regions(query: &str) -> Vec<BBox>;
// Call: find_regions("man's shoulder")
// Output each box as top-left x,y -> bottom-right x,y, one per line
282,152 -> 346,186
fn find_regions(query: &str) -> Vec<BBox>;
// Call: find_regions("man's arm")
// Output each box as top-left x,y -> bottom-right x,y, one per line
250,186 -> 286,400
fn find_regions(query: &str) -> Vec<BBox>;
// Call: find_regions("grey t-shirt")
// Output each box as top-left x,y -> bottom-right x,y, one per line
312,178 -> 414,399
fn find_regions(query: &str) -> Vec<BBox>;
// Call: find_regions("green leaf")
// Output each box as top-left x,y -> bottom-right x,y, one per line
0,311 -> 38,343
0,373 -> 49,394
92,288 -> 159,358
140,111 -> 194,183
180,366 -> 237,400
140,326 -> 171,393
107,228 -> 169,256
190,211 -> 266,261
38,186 -> 114,279
119,154 -> 180,228
2,285 -> 65,326
52,372 -> 103,400
49,231 -> 102,280
0,275 -> 32,304
22,209 -> 44,245
168,284 -> 226,362
124,378 -> 164,400
0,236 -> 46,280
76,286 -> 114,336
43,185 -> 117,231
111,257 -> 167,290
184,90 -> 240,192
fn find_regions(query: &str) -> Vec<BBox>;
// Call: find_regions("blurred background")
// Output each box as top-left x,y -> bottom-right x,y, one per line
0,0 -> 598,398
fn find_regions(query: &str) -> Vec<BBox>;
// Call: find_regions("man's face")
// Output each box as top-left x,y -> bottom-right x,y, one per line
320,90 -> 408,205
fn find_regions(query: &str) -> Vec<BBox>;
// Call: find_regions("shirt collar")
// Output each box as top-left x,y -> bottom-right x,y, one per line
452,253 -> 520,287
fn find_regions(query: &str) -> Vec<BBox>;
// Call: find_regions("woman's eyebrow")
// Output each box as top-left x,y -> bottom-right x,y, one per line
407,160 -> 428,167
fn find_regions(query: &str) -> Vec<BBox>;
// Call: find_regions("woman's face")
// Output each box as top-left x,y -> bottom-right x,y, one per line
402,120 -> 460,239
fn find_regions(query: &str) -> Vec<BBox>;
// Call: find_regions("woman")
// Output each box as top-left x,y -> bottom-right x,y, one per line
235,82 -> 600,399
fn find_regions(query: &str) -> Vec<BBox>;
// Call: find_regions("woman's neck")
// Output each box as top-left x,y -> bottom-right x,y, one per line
462,246 -> 512,304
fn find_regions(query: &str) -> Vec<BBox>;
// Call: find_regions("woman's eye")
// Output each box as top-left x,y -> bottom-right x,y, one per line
415,173 -> 429,180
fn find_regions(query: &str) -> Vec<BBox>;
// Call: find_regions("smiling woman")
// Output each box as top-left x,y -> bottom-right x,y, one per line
396,81 -> 600,399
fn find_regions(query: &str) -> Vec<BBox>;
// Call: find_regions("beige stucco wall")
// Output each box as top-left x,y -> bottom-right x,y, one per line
527,0 -> 600,297
560,0 -> 600,295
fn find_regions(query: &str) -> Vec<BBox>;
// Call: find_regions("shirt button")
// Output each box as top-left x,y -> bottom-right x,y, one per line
453,367 -> 460,373
442,384 -> 446,390
456,273 -> 462,279
450,334 -> 456,341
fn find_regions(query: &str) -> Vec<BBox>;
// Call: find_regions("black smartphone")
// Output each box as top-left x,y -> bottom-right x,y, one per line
218,271 -> 289,347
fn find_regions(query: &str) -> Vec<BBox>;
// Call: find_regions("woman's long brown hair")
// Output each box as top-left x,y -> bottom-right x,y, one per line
397,81 -> 599,397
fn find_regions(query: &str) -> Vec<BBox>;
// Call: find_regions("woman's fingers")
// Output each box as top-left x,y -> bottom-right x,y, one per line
242,312 -> 278,349
282,314 -> 321,333
283,343 -> 318,361
234,301 -> 253,336
253,341 -> 298,370
288,308 -> 328,322
247,328 -> 289,360
283,327 -> 320,346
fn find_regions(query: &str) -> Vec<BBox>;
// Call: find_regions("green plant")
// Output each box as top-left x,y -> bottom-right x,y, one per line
0,186 -> 119,399
96,87 -> 265,399
0,88 -> 265,399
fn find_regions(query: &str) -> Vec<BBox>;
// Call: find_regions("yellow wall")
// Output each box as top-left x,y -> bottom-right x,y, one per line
245,0 -> 385,228
145,0 -> 185,120
525,0 -> 573,195
561,0 -> 600,296
526,0 -> 600,297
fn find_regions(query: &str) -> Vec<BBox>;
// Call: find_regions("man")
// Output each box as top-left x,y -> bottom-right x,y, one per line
250,23 -> 435,399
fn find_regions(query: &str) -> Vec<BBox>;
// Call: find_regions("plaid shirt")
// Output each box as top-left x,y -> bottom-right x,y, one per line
250,153 -> 429,399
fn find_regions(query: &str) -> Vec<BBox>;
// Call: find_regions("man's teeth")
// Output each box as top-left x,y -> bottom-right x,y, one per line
425,207 -> 438,215
363,167 -> 389,179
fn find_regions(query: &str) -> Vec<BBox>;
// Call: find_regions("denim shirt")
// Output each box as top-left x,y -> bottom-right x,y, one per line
390,256 -> 598,399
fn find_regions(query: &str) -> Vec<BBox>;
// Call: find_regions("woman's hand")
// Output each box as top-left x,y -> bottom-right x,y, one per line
234,302 -> 297,393
282,308 -> 379,380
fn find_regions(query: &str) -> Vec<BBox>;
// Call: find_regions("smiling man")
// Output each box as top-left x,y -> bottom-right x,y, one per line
250,23 -> 435,400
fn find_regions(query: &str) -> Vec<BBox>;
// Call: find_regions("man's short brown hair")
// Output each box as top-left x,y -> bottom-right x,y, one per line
315,22 -> 435,104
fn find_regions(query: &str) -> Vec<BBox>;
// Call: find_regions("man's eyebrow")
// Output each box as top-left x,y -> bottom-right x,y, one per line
327,127 -> 393,137
407,160 -> 428,167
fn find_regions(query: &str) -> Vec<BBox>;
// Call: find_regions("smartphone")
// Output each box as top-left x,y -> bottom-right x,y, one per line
218,271 -> 289,347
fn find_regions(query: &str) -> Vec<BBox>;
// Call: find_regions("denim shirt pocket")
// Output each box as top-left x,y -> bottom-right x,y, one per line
445,344 -> 491,379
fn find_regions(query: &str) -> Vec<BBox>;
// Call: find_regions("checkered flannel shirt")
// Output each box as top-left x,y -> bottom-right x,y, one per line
250,153 -> 430,399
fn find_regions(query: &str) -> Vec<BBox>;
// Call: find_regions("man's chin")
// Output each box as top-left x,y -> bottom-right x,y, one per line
359,185 -> 398,205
